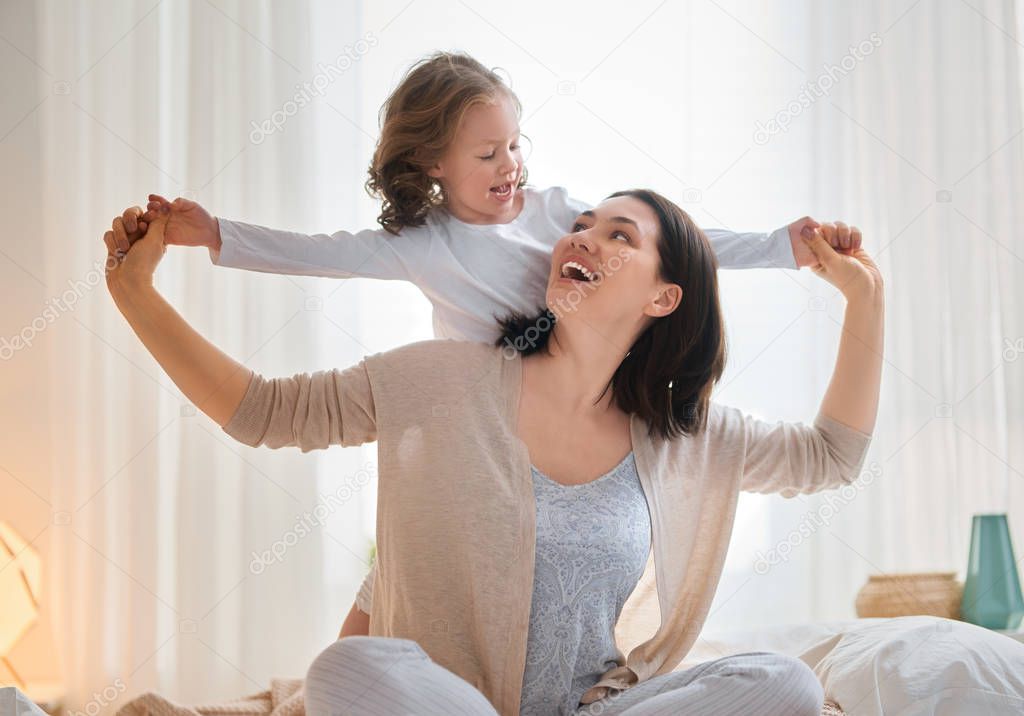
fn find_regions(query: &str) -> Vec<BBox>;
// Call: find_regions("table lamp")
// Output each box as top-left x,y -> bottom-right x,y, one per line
0,521 -> 41,690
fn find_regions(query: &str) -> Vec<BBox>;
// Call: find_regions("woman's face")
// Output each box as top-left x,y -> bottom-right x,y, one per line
545,195 -> 683,334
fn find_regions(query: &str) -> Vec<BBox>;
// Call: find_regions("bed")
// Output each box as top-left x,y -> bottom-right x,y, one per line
108,613 -> 1024,716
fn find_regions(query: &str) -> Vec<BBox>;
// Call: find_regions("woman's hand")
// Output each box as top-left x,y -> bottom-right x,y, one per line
800,222 -> 882,299
101,205 -> 252,428
104,208 -> 169,292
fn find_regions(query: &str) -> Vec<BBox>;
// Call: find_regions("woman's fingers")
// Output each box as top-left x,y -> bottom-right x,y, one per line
835,221 -> 850,249
817,222 -> 836,247
112,216 -> 130,253
850,225 -> 862,250
122,206 -> 142,234
103,230 -> 121,259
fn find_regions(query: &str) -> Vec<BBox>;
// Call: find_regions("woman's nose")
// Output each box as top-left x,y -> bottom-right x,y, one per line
570,232 -> 595,253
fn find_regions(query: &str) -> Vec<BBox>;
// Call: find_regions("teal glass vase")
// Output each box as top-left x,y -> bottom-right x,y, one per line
961,514 -> 1024,629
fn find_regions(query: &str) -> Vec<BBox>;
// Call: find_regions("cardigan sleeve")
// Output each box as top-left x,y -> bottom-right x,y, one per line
221,362 -> 377,451
728,406 -> 873,497
355,562 -> 375,613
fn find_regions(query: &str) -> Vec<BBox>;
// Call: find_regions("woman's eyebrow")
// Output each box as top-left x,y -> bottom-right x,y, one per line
580,209 -> 639,229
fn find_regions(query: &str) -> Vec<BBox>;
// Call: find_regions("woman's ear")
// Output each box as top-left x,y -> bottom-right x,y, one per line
426,162 -> 444,179
646,284 -> 682,318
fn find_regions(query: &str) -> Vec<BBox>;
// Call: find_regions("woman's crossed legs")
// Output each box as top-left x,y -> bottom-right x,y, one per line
304,636 -> 824,716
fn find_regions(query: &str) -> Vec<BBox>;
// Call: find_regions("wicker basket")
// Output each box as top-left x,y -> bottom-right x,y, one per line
854,571 -> 962,619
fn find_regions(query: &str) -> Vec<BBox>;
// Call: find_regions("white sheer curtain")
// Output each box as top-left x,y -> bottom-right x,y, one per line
696,0 -> 1024,626
22,0 -> 401,709
2,0 -> 1022,712
710,0 -> 1024,629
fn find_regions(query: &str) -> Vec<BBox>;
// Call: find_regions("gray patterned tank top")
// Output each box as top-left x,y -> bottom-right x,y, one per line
519,451 -> 652,715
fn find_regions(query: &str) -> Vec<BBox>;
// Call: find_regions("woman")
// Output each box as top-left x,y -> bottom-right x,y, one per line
104,189 -> 883,715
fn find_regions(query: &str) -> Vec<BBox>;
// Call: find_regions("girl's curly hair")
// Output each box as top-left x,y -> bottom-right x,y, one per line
365,51 -> 529,235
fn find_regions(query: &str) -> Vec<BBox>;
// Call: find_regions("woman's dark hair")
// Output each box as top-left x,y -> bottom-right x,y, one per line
495,188 -> 727,441
365,51 -> 529,235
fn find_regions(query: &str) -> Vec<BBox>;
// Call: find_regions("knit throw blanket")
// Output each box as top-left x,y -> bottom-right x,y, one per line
115,678 -> 847,715
116,679 -> 304,716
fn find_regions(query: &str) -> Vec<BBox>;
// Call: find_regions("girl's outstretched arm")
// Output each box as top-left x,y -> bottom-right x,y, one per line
139,194 -> 417,282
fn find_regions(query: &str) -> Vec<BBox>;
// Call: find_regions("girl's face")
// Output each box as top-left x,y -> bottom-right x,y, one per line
546,195 -> 682,333
427,93 -> 524,224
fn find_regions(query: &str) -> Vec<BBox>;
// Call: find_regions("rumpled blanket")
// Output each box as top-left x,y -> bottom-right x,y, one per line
115,677 -> 846,715
116,678 -> 304,716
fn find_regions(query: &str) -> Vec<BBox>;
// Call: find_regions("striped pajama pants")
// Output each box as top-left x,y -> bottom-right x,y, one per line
304,636 -> 825,716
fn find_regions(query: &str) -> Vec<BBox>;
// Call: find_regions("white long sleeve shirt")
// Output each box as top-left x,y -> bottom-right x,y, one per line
212,185 -> 797,343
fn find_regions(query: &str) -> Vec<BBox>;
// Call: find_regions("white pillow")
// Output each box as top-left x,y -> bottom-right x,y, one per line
798,616 -> 1024,715
0,687 -> 50,716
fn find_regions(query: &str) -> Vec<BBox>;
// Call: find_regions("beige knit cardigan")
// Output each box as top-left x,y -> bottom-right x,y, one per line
221,339 -> 872,715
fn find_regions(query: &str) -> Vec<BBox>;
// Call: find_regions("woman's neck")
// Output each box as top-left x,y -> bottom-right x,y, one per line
524,325 -> 630,415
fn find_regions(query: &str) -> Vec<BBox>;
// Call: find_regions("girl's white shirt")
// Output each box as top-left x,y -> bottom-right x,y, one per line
212,186 -> 796,342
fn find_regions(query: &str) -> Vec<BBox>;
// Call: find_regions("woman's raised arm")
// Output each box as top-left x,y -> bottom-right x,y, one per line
800,223 -> 884,435
105,211 -> 379,451
735,222 -> 882,497
104,211 -> 252,427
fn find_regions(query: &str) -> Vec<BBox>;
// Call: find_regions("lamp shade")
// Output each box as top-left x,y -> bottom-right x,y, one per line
0,521 -> 41,656
961,513 -> 1024,630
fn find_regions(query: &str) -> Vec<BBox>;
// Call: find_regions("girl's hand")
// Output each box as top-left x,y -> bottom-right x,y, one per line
105,210 -> 169,291
141,194 -> 221,249
800,222 -> 882,298
789,216 -> 862,268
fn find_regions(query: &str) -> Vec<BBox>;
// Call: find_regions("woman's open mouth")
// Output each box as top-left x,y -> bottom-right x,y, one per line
559,260 -> 597,283
490,182 -> 514,201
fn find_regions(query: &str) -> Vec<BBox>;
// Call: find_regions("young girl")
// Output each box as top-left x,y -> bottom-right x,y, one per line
106,51 -> 861,640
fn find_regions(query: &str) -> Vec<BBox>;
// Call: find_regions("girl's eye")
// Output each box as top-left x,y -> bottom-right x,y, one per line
571,222 -> 586,232
612,231 -> 630,242
480,144 -> 520,160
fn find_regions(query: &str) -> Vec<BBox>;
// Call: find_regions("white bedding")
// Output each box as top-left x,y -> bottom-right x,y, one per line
680,616 -> 1024,716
